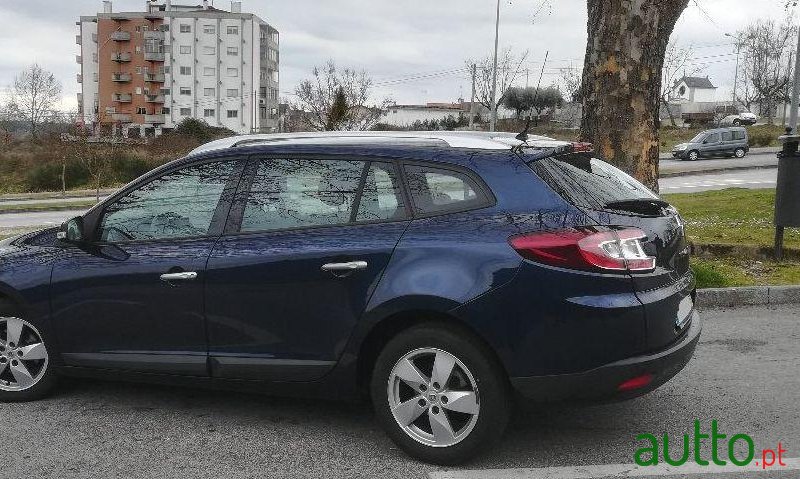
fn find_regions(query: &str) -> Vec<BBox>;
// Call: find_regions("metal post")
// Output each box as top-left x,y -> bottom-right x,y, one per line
469,64 -> 477,130
784,50 -> 794,126
789,26 -> 800,133
732,41 -> 741,109
489,0 -> 500,132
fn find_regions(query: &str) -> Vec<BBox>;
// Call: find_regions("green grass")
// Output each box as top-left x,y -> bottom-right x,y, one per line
662,188 -> 800,249
0,201 -> 97,214
691,257 -> 800,288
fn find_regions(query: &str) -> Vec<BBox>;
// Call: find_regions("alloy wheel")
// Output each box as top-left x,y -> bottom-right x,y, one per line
387,348 -> 480,448
735,149 -> 745,158
688,151 -> 699,161
0,317 -> 49,392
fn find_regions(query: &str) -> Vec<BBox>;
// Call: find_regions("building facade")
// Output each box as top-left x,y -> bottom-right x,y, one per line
77,0 -> 279,136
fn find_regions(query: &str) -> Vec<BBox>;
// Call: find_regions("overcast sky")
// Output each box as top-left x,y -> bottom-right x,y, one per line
0,0 -> 793,111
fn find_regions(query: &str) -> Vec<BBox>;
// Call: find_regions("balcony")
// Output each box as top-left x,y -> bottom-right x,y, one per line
112,72 -> 132,82
76,55 -> 82,64
144,52 -> 165,62
77,74 -> 82,84
111,52 -> 132,62
112,113 -> 132,122
111,31 -> 131,41
143,31 -> 165,40
145,94 -> 165,103
112,93 -> 132,103
144,73 -> 165,83
144,114 -> 165,124
76,35 -> 82,45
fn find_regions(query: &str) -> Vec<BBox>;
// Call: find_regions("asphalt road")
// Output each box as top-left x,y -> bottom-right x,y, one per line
0,305 -> 797,479
660,168 -> 777,194
0,209 -> 86,228
659,149 -> 777,176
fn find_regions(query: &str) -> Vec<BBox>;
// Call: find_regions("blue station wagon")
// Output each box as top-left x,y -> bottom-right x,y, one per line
0,132 -> 700,464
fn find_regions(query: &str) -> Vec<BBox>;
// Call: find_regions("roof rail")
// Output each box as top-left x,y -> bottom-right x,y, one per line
186,131 -> 557,157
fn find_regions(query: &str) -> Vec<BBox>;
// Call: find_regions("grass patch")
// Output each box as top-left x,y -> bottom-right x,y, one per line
662,188 -> 800,249
0,201 -> 97,214
691,257 -> 800,288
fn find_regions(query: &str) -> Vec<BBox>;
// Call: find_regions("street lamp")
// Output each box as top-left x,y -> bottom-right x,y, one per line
725,33 -> 742,112
490,0 -> 501,132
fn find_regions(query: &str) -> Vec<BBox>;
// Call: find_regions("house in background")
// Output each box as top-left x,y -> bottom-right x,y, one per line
672,76 -> 717,103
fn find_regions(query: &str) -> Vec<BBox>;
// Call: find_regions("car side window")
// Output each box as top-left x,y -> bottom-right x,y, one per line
706,133 -> 720,143
404,164 -> 489,216
100,161 -> 236,242
356,162 -> 407,222
240,158 -> 364,233
732,130 -> 746,141
721,131 -> 733,142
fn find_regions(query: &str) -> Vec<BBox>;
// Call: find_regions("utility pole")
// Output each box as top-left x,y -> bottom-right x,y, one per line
489,0 -> 500,132
726,33 -> 742,111
525,68 -> 530,88
789,25 -> 800,133
469,63 -> 477,130
784,50 -> 794,126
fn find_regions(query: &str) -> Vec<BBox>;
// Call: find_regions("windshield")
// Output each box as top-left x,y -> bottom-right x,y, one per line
689,133 -> 706,143
528,152 -> 658,212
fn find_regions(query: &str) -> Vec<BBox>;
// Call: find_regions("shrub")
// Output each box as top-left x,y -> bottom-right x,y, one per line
749,131 -> 774,147
24,161 -> 90,192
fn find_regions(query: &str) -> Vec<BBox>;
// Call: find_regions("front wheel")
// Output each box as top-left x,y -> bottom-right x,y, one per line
0,303 -> 57,402
371,324 -> 510,465
733,119 -> 742,126
687,150 -> 700,161
734,148 -> 746,158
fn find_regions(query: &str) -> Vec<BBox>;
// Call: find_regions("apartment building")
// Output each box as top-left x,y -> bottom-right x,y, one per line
76,0 -> 280,136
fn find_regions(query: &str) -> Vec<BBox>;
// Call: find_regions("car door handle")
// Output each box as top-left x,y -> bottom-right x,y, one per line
160,272 -> 198,282
320,261 -> 368,273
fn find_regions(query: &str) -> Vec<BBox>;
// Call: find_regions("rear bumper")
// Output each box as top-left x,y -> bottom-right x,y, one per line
510,310 -> 701,403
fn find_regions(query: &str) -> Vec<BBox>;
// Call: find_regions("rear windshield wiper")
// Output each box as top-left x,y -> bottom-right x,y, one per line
603,198 -> 672,215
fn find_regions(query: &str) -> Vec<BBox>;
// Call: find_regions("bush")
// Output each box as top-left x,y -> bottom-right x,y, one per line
111,153 -> 153,184
24,161 -> 90,192
750,131 -> 774,147
691,261 -> 729,289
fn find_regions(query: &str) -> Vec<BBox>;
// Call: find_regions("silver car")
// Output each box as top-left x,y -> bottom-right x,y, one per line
672,127 -> 749,161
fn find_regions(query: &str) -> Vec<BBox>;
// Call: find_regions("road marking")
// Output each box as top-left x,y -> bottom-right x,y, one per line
429,458 -> 800,479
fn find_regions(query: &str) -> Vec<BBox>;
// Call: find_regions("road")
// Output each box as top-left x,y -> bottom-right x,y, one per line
660,168 -> 777,193
1,305 -> 797,479
0,209 -> 86,228
659,148 -> 777,176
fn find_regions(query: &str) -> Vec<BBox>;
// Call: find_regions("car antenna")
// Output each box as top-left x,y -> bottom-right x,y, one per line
513,50 -> 549,152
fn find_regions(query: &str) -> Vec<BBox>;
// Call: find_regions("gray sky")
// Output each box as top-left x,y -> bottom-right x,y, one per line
0,0 -> 792,111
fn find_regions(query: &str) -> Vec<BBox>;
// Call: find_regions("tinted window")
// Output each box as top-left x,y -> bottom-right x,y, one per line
721,131 -> 733,142
100,161 -> 235,242
732,129 -> 746,141
528,153 -> 658,211
356,162 -> 407,222
241,159 -> 363,232
404,165 -> 488,216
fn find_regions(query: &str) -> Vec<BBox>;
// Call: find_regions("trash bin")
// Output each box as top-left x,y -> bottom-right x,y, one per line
774,131 -> 800,259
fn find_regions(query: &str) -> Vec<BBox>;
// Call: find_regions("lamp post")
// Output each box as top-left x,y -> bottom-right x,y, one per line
725,33 -> 742,111
489,0 -> 500,132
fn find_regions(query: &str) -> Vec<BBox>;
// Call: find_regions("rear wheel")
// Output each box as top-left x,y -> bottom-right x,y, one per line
734,148 -> 746,158
687,150 -> 700,161
0,302 -> 57,402
371,324 -> 510,465
733,119 -> 741,126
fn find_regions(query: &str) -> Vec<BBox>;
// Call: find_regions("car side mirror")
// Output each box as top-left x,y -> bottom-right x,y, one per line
57,216 -> 85,243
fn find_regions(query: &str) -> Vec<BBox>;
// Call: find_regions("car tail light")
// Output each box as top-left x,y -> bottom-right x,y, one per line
570,142 -> 593,152
617,373 -> 654,392
508,227 -> 656,273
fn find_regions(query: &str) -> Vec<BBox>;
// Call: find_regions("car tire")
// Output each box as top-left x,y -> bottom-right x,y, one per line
371,323 -> 511,465
687,150 -> 700,161
0,300 -> 57,402
733,119 -> 741,126
734,148 -> 746,158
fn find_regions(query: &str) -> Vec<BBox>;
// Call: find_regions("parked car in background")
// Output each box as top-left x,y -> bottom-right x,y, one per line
720,112 -> 758,126
0,132 -> 700,465
672,127 -> 749,161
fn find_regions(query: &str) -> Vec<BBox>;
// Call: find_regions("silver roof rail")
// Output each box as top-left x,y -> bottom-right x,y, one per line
186,131 -> 558,157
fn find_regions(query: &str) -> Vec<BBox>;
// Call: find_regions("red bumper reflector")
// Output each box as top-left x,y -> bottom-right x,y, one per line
617,373 -> 654,392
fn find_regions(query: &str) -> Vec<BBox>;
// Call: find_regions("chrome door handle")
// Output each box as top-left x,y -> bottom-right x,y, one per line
321,261 -> 368,273
160,272 -> 198,282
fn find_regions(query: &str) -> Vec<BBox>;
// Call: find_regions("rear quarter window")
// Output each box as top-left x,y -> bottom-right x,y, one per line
403,164 -> 491,216
528,153 -> 658,211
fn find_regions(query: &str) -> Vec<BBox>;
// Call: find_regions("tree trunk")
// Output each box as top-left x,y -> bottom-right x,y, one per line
662,98 -> 677,127
580,0 -> 688,192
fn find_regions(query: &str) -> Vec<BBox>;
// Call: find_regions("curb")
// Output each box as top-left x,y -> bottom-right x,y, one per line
660,164 -> 777,179
697,285 -> 800,308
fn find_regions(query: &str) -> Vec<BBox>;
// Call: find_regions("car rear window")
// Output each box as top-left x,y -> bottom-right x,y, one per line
732,129 -> 746,141
528,153 -> 658,212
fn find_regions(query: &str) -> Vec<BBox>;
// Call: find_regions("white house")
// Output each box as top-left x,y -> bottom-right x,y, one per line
672,76 -> 717,103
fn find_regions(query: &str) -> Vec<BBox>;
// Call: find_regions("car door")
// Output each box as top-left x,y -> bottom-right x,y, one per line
50,158 -> 244,375
701,132 -> 721,157
205,156 -> 410,382
720,130 -> 734,154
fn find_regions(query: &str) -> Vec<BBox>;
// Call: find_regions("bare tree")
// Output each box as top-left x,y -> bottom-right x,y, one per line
660,42 -> 697,127
580,0 -> 689,192
559,64 -> 583,103
467,48 -> 530,112
10,64 -> 62,138
738,20 -> 796,124
294,61 -> 390,131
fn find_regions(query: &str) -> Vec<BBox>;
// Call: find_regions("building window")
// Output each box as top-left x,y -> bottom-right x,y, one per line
204,109 -> 215,117
269,88 -> 278,101
180,66 -> 192,75
180,87 -> 191,95
161,107 -> 170,114
204,67 -> 216,76
161,88 -> 171,95
227,68 -> 238,77
93,72 -> 98,82
260,106 -> 267,120
180,108 -> 191,116
227,46 -> 238,56
268,48 -> 278,62
161,24 -> 170,32
135,87 -> 142,95
259,87 -> 267,98
271,31 -> 279,44
164,66 -> 171,74
92,53 -> 98,63
203,46 -> 216,55
271,70 -> 279,82
204,87 -> 215,97
180,45 -> 191,54
135,46 -> 142,53
226,88 -> 238,98
227,26 -> 239,35
136,107 -> 147,114
180,24 -> 191,33
203,25 -> 215,34
227,110 -> 238,118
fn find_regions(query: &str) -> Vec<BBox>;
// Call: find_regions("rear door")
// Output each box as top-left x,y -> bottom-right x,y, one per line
204,156 -> 410,381
528,153 -> 693,352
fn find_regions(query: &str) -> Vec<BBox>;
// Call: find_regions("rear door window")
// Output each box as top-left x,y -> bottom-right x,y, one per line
403,164 -> 490,216
528,153 -> 658,212
721,131 -> 733,142
732,129 -> 746,141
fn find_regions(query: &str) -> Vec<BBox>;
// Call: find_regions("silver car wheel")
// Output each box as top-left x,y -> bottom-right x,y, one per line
688,151 -> 699,161
387,347 -> 480,448
735,148 -> 745,158
0,317 -> 49,392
